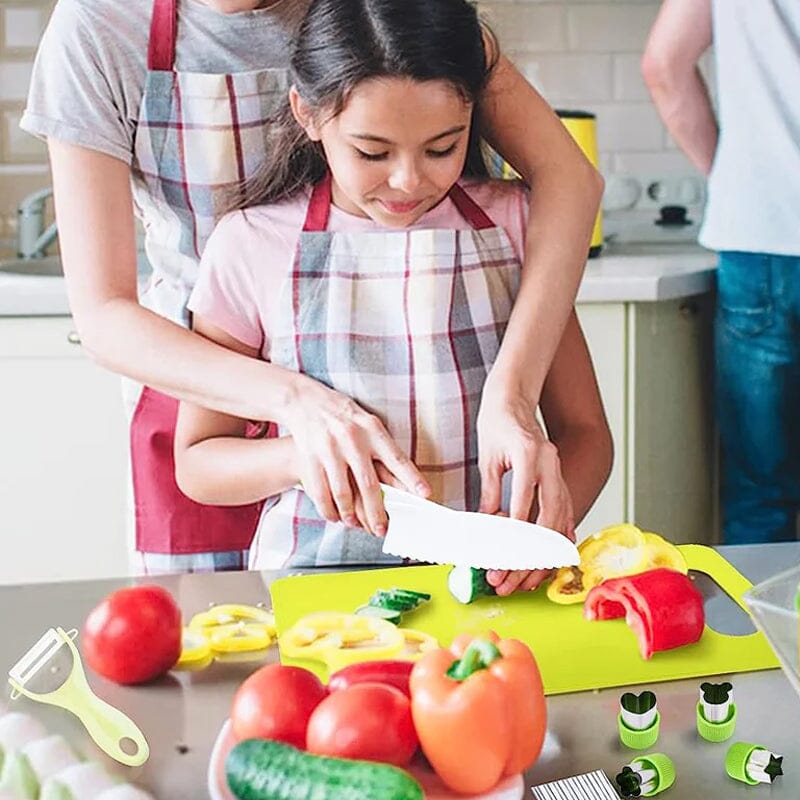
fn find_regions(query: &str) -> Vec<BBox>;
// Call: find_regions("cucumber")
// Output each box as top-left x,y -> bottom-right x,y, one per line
354,604 -> 402,624
225,738 -> 423,800
388,588 -> 431,603
368,591 -> 417,612
447,566 -> 497,604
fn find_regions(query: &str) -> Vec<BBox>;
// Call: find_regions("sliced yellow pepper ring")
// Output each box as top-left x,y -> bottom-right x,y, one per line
578,523 -> 649,574
207,622 -> 273,653
280,611 -> 404,671
189,604 -> 276,636
547,524 -> 649,605
174,628 -> 214,671
397,628 -> 439,660
642,531 -> 688,574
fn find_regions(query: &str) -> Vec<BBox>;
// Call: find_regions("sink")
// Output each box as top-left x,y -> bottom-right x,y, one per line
0,255 -> 63,277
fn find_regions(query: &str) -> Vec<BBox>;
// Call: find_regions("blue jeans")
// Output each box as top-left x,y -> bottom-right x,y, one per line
716,251 -> 800,544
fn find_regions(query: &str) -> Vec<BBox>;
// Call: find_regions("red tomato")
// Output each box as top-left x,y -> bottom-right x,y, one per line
82,585 -> 182,685
306,682 -> 418,766
230,664 -> 327,747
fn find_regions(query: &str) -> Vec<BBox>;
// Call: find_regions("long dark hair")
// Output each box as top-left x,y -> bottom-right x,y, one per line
226,0 -> 497,213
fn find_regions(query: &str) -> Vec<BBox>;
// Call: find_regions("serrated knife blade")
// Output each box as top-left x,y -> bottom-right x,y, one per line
379,484 -> 579,570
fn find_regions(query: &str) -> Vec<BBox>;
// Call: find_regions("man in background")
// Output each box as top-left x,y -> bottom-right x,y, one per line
642,0 -> 800,544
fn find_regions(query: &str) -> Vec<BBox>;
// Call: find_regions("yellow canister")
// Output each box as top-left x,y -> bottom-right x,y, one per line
557,110 -> 603,258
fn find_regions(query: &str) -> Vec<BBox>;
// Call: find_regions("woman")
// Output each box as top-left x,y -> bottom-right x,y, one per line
22,0 -> 603,574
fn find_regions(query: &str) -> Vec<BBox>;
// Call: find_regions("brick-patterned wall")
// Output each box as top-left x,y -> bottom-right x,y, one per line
480,0 -> 713,178
0,0 -> 711,248
0,0 -> 55,248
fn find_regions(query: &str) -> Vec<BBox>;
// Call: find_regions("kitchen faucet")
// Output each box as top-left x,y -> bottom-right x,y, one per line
17,187 -> 58,259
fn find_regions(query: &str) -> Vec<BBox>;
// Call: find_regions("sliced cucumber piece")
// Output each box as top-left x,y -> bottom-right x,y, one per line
369,591 -> 417,612
355,604 -> 402,624
389,588 -> 431,603
447,566 -> 497,604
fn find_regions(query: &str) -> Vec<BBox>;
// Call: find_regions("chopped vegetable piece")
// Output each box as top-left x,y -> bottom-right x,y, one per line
447,566 -> 496,604
584,568 -> 704,659
355,605 -> 402,624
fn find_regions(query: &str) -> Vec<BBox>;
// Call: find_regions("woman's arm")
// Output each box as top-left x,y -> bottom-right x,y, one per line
49,140 -> 427,531
486,310 -> 613,596
477,53 -> 605,521
174,319 -> 300,506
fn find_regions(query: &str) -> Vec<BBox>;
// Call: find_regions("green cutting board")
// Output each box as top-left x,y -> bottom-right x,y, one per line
270,545 -> 780,694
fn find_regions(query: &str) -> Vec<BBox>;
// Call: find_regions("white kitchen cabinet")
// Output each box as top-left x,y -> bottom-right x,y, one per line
0,317 -> 129,584
576,294 -> 716,545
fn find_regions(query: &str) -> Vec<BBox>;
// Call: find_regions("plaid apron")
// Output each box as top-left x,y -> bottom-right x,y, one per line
249,175 -> 522,569
127,0 -> 291,570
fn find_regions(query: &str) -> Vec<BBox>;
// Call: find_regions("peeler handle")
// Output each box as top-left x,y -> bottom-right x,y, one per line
64,689 -> 150,767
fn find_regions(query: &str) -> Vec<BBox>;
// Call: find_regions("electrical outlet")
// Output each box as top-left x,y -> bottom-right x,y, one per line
604,174 -> 706,213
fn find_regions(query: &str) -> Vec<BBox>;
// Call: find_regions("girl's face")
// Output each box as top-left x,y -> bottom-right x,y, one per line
291,77 -> 474,227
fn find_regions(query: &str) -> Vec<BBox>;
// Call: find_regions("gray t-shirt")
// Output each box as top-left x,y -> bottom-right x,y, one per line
21,0 -> 309,165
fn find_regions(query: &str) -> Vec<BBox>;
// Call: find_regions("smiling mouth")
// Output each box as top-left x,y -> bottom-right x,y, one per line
378,199 -> 425,214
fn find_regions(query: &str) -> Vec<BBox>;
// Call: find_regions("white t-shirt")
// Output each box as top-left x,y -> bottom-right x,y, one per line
700,0 -> 800,256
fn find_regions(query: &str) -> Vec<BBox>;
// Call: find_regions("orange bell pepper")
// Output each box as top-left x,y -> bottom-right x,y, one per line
409,631 -> 546,794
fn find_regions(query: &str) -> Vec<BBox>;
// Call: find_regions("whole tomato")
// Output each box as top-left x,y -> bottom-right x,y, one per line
306,682 -> 418,767
82,585 -> 182,685
230,664 -> 327,747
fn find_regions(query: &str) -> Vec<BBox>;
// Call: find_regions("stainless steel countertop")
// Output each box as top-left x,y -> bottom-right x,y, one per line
1,543 -> 798,798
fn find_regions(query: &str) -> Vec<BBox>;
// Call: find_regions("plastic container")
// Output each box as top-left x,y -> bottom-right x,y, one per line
742,564 -> 800,699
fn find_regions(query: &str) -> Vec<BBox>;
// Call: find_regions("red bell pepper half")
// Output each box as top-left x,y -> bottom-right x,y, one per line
584,568 -> 704,659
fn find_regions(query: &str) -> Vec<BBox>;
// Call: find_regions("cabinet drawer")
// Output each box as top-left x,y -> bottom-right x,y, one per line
0,317 -> 86,359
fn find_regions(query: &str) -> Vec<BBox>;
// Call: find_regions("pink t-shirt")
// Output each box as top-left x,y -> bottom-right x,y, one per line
188,177 -> 530,358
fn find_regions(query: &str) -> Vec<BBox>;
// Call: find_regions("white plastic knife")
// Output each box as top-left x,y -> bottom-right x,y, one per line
379,483 -> 580,570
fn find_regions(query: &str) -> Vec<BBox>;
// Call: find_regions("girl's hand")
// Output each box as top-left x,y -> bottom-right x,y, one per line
285,375 -> 430,535
476,389 -> 575,536
486,567 -> 553,596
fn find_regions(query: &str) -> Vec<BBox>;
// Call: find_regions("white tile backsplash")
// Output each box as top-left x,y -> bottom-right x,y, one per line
566,4 -> 659,51
523,54 -> 613,103
613,53 -> 651,101
481,0 -> 702,179
484,4 -> 568,52
0,61 -> 33,101
4,8 -> 47,50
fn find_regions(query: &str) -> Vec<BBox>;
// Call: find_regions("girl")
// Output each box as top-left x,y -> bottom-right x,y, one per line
22,0 -> 601,574
174,0 -> 613,595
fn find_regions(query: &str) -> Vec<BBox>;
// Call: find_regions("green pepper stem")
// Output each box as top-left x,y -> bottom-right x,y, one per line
446,639 -> 502,681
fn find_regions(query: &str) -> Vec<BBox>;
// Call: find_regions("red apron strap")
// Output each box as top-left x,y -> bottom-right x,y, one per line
448,183 -> 497,230
148,0 -> 178,72
302,172 -> 333,232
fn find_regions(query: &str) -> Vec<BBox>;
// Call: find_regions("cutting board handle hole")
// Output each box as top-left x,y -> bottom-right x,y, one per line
690,570 -> 756,636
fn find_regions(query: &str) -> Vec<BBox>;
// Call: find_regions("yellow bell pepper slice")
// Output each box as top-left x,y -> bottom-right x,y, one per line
642,531 -> 688,573
207,621 -> 273,653
189,604 -> 276,636
547,523 -> 649,605
280,611 -> 405,670
397,628 -> 439,660
174,628 -> 215,671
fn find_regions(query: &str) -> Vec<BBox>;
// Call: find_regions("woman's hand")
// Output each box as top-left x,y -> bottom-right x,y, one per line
284,374 -> 430,535
476,388 -> 576,535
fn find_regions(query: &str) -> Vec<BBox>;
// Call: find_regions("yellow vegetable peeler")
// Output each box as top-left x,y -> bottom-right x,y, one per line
7,626 -> 149,767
